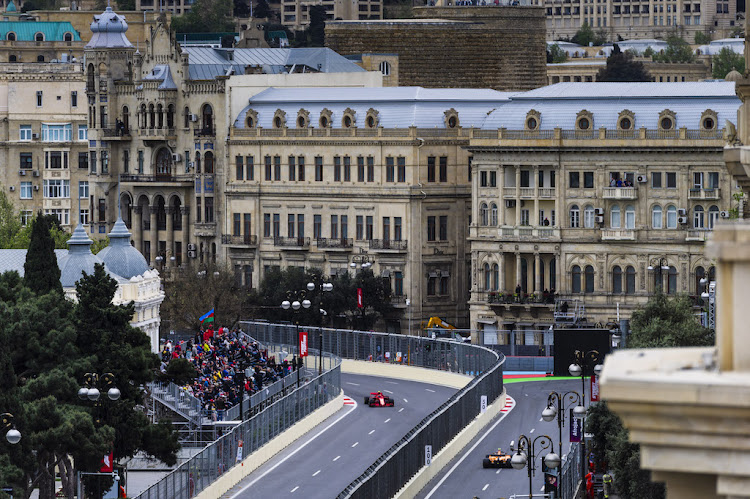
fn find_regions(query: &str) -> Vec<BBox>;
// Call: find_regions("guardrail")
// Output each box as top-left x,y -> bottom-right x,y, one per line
238,321 -> 504,499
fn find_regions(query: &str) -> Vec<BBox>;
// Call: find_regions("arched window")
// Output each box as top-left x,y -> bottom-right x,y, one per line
666,205 -> 677,229
184,106 -> 190,128
625,205 -> 635,229
652,205 -> 663,229
148,103 -> 155,129
480,203 -> 488,226
550,258 -> 556,291
610,205 -> 621,228
379,61 -> 391,76
122,106 -> 130,131
37,55 -> 44,62
584,265 -> 595,293
35,32 -> 44,42
157,103 -> 164,129
204,152 -> 214,174
167,104 -> 175,128
667,266 -> 677,294
202,104 -> 213,132
570,204 -> 580,228
583,205 -> 595,228
571,265 -> 582,293
7,32 -> 15,41
195,152 -> 201,174
625,266 -> 636,294
484,263 -> 491,291
695,266 -> 705,295
612,265 -> 623,294
490,203 -> 498,226
693,205 -> 705,228
155,149 -> 172,176
9,54 -> 16,62
492,264 -> 499,291
707,205 -> 719,229
64,32 -> 73,42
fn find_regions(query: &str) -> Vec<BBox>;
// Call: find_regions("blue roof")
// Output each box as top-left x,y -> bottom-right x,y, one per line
0,21 -> 80,41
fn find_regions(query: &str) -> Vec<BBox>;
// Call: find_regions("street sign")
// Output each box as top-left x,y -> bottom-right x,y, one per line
480,395 -> 487,413
425,445 -> 432,466
299,331 -> 308,357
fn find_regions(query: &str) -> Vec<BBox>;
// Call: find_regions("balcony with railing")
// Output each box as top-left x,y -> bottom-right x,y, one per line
194,126 -> 216,138
120,173 -> 193,185
538,187 -> 556,198
686,229 -> 709,241
499,227 -> 560,240
194,223 -> 216,237
474,291 -> 556,307
138,127 -> 177,139
221,234 -> 258,247
100,127 -> 132,140
369,239 -> 408,251
315,237 -> 353,250
601,228 -> 636,240
602,187 -> 638,200
390,295 -> 408,307
274,236 -> 310,249
688,188 -> 720,200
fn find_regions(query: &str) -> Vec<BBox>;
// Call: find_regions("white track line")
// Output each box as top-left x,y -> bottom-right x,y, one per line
312,470 -> 320,477
423,396 -> 516,499
530,428 -> 535,433
333,456 -> 340,462
398,408 -> 404,413
482,484 -> 489,491
352,442 -> 359,448
345,382 -> 360,386
426,388 -> 436,393
227,398 -> 357,499
384,418 -> 391,423
403,398 -> 409,403
290,486 -> 299,493
368,430 -> 375,435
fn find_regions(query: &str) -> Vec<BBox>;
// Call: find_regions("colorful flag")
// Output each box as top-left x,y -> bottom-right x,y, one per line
199,308 -> 215,323
299,331 -> 308,357
357,288 -> 363,308
100,452 -> 114,472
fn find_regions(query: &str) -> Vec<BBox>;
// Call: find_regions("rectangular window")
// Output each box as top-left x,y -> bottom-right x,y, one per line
97,199 -> 105,222
357,157 -> 365,182
440,276 -> 449,296
550,170 -> 556,188
394,217 -> 402,241
89,151 -> 96,173
584,171 -> 594,188
439,157 -> 447,182
297,214 -> 304,239
243,213 -> 251,237
123,150 -> 129,173
246,156 -> 254,180
366,216 -> 373,240
196,197 -> 201,222
71,91 -> 78,107
43,179 -> 70,198
288,214 -> 295,238
538,170 -> 545,188
100,151 -> 108,173
394,271 -> 403,296
693,172 -> 703,189
569,171 -> 580,188
480,171 -> 488,187
19,125 -> 31,141
344,156 -> 351,182
274,156 -> 281,181
356,215 -> 364,240
233,213 -> 241,236
298,156 -> 305,181
236,156 -> 244,180
264,214 -> 271,237
20,152 -> 32,169
36,91 -> 43,107
427,156 -> 436,182
367,157 -> 374,182
382,217 -> 390,241
652,172 -> 662,188
78,125 -> 88,141
288,156 -> 296,181
427,216 -> 436,241
341,215 -> 348,239
386,157 -> 394,182
521,170 -> 530,188
708,172 -> 719,189
334,156 -> 341,181
315,156 -> 323,181
313,214 -> 322,239
136,150 -> 143,173
551,210 -> 556,227
439,215 -> 448,241
265,156 -> 272,180
20,181 -> 32,199
521,209 -> 530,226
79,181 -> 88,199
397,157 -> 406,182
45,208 -> 70,226
666,172 -> 677,188
273,213 -> 280,237
41,123 -> 72,142
79,209 -> 89,225
468,156 -> 473,182
331,215 -> 339,239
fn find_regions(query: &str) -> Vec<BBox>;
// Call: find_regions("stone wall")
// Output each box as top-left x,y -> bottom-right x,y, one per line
325,7 -> 547,91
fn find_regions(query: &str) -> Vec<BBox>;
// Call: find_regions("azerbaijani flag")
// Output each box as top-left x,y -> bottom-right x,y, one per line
199,308 -> 215,323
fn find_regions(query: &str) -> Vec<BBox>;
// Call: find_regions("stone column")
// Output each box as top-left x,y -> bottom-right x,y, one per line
515,252 -> 522,291
149,205 -> 158,264
166,206 -> 174,266
535,252 -> 541,292
498,165 -> 505,226
533,165 -> 540,226
556,253 -> 563,293
133,205 -> 143,255
498,251 -> 505,293
181,206 -> 190,266
515,165 -> 521,226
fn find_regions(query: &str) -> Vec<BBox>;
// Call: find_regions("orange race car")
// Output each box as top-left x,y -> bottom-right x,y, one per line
483,448 -> 514,468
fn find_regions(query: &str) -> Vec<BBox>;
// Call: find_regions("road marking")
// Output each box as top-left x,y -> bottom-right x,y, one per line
385,381 -> 398,384
384,390 -> 394,394
384,418 -> 391,423
343,397 -> 355,406
226,398 -> 357,499
312,470 -> 320,477
530,428 -> 535,433
403,398 -> 408,403
423,396 -> 517,499
333,456 -> 340,462
483,484 -> 489,491
426,388 -> 436,393
496,469 -> 502,474
291,486 -> 299,493
539,417 -> 544,422
369,430 -> 375,435
525,393 -> 529,397
352,442 -> 359,448
345,382 -> 360,386
398,408 -> 404,413
540,485 -> 545,492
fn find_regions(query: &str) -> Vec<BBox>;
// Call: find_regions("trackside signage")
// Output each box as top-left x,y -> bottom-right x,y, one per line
570,409 -> 582,442
299,331 -> 308,357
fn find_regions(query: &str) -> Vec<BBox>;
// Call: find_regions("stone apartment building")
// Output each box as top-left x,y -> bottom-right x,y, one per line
467,81 -> 739,345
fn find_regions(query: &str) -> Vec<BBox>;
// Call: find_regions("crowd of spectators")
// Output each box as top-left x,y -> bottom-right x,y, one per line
159,325 -> 298,420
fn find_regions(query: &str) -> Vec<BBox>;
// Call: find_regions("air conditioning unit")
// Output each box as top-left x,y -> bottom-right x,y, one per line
505,200 -> 516,208
677,208 -> 687,217
637,175 -> 647,183
187,250 -> 197,258
678,216 -> 688,224
8,185 -> 15,191
172,153 -> 182,162
187,243 -> 197,251
720,210 -> 730,218
189,114 -> 199,122
32,133 -> 39,139
19,170 -> 26,176
595,215 -> 604,223
33,185 -> 39,191
33,170 -> 39,177
594,208 -> 604,216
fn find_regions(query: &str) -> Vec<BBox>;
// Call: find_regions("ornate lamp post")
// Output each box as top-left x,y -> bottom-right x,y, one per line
1,413 -> 21,445
510,434 -> 561,499
350,259 -> 372,330
541,390 -> 585,457
281,291 -> 311,388
306,280 -> 334,375
568,350 -> 603,404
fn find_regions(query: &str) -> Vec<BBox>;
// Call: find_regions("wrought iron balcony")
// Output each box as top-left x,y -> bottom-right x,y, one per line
274,236 -> 310,248
369,239 -> 408,251
315,237 -> 353,249
221,234 -> 258,246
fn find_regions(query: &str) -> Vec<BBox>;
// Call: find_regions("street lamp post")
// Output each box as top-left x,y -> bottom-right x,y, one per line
306,280 -> 334,375
350,260 -> 372,330
281,292 -> 311,389
541,390 -> 585,458
1,413 -> 21,445
568,352 -> 603,478
510,434 -> 561,499
700,277 -> 716,330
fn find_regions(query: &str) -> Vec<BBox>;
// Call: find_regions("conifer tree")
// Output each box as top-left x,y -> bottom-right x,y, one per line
23,212 -> 62,295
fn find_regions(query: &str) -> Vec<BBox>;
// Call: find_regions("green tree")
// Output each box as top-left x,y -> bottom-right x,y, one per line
171,0 -> 234,33
652,36 -> 695,63
694,31 -> 712,44
234,0 -> 251,18
90,237 -> 110,255
116,0 -> 136,10
712,46 -> 745,79
547,44 -> 568,63
157,358 -> 198,385
597,44 -> 651,81
628,291 -> 714,348
253,0 -> 272,19
307,5 -> 326,47
0,188 -> 21,248
572,22 -> 595,46
23,213 -> 62,296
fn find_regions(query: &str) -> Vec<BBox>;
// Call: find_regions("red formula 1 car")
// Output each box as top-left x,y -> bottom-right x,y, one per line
483,449 -> 514,468
364,391 -> 395,407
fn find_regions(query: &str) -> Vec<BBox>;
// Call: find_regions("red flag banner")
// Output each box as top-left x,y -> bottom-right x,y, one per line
591,374 -> 600,402
357,288 -> 363,308
299,331 -> 308,357
100,451 -> 114,472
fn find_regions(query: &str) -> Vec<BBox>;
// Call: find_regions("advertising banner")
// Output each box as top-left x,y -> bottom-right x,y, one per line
299,331 -> 308,357
570,408 -> 582,443
357,288 -> 363,308
591,375 -> 600,402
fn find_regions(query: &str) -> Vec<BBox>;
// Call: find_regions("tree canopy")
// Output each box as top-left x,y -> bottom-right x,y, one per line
596,44 -> 651,82
571,22 -> 607,47
170,0 -> 234,33
307,5 -> 326,47
651,36 -> 695,63
547,44 -> 568,63
712,46 -> 745,79
627,291 -> 714,348
23,213 -> 62,296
